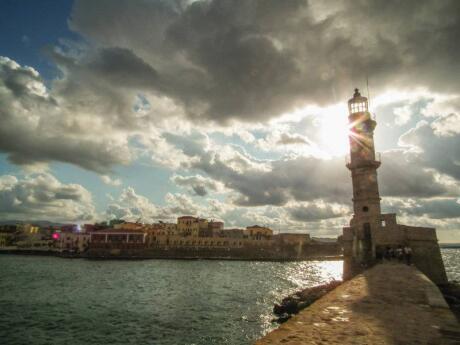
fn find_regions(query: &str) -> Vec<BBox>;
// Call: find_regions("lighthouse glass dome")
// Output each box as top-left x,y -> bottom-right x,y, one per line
348,89 -> 368,114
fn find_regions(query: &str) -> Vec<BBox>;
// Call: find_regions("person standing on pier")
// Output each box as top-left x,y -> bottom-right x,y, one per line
404,246 -> 413,265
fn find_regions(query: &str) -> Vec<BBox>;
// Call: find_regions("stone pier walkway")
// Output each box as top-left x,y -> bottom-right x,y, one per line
255,263 -> 460,345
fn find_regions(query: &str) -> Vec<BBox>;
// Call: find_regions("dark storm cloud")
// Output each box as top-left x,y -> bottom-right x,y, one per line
86,47 -> 160,88
69,0 -> 460,123
0,57 -> 131,173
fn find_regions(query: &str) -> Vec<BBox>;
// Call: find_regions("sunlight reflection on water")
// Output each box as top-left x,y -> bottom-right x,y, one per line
0,256 -> 343,345
442,248 -> 460,282
286,260 -> 342,289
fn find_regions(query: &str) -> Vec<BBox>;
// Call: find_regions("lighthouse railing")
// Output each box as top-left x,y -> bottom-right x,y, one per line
345,152 -> 381,167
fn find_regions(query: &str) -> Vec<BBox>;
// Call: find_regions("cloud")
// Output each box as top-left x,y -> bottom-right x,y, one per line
287,201 -> 350,221
163,132 -> 350,206
276,133 -> 310,146
106,188 -> 202,222
393,105 -> 412,126
2,0 -> 459,239
106,187 -> 160,221
161,130 -> 457,207
67,0 -> 460,123
100,175 -> 122,187
378,150 -> 457,198
171,174 -> 224,196
399,119 -> 460,181
383,197 -> 460,220
0,56 -> 132,173
0,173 -> 96,221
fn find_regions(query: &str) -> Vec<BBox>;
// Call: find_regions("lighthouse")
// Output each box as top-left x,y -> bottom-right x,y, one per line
341,89 -> 447,284
346,88 -> 381,220
342,88 -> 383,276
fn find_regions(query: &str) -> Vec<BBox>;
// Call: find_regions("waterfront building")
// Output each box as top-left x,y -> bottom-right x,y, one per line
113,222 -> 143,231
54,232 -> 90,253
83,214 -> 340,259
275,233 -> 311,245
0,232 -> 10,247
0,225 -> 17,247
208,221 -> 224,236
145,222 -> 178,236
342,89 -> 447,284
245,225 -> 273,240
90,230 -> 146,245
177,216 -> 205,237
216,228 -> 245,239
15,224 -> 51,248
17,224 -> 40,237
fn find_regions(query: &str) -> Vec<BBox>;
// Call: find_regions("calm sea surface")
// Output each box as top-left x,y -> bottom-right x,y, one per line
1,249 -> 458,345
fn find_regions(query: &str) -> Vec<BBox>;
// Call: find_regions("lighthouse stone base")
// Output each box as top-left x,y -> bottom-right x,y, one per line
342,213 -> 448,285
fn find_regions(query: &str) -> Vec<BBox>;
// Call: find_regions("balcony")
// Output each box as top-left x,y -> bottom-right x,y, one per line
346,152 -> 381,169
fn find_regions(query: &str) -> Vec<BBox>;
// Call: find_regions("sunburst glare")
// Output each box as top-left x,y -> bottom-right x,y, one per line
317,108 -> 350,157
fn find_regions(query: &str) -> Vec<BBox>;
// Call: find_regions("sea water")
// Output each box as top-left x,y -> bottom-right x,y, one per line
0,250 -> 458,345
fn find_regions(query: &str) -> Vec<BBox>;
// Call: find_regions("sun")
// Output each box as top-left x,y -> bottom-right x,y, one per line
317,108 -> 350,157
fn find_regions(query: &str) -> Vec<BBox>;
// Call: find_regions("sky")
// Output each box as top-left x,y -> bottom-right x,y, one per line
0,0 -> 459,242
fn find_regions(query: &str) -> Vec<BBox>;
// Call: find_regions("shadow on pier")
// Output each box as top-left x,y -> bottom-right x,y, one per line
255,263 -> 460,345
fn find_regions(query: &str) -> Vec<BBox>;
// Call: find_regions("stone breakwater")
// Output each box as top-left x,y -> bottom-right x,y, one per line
256,263 -> 460,345
273,280 -> 342,323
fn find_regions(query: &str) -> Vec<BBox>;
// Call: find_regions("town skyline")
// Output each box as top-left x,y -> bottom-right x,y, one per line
0,0 -> 459,242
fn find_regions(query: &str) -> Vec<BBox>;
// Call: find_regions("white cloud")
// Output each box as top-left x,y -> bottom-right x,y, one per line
0,173 -> 96,221
393,105 -> 412,126
100,175 -> 122,187
171,174 -> 225,196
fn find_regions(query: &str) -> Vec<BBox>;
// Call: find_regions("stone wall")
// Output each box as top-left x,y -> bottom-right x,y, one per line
343,219 -> 448,285
86,237 -> 341,260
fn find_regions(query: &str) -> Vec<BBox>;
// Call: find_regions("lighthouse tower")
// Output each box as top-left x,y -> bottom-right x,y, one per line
346,89 -> 381,223
343,88 -> 383,278
341,89 -> 447,284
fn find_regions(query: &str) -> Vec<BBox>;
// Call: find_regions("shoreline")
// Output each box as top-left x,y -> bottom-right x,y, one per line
0,248 -> 343,262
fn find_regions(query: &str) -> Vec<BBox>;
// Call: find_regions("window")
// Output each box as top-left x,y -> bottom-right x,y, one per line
381,220 -> 386,227
351,101 -> 367,113
363,206 -> 369,212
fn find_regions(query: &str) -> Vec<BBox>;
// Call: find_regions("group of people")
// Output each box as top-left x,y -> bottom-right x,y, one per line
382,245 -> 413,265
